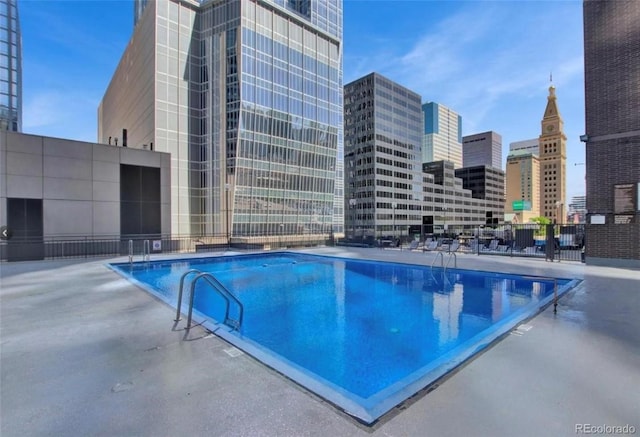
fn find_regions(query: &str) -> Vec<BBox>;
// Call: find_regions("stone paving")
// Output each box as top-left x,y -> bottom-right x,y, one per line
1,248 -> 638,436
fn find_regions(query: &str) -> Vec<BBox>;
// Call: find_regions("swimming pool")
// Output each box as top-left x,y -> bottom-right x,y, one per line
110,252 -> 579,423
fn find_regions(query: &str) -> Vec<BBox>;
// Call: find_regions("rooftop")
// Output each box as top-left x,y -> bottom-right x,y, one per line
1,248 -> 638,435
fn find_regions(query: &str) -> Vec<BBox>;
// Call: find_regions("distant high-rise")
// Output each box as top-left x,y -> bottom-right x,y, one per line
455,165 -> 505,225
583,0 -> 640,267
101,0 -> 344,238
462,131 -> 502,169
0,0 -> 21,132
538,85 -> 567,223
422,102 -> 463,168
505,150 -> 540,223
344,73 -> 423,240
509,138 -> 539,156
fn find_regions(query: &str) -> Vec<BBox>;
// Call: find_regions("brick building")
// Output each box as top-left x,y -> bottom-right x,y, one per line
583,0 -> 640,267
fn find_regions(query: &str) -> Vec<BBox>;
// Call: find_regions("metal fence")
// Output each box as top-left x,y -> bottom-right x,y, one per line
1,224 -> 586,263
338,223 -> 586,262
0,231 -> 335,262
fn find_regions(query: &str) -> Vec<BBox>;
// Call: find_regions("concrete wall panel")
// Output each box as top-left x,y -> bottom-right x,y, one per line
44,156 -> 92,180
93,161 -> 119,182
92,202 -> 120,235
44,138 -> 93,160
44,177 -> 93,201
93,181 -> 120,202
6,175 -> 43,198
120,147 -> 162,168
6,132 -> 42,154
6,151 -> 42,177
44,200 -> 93,235
92,144 -> 120,163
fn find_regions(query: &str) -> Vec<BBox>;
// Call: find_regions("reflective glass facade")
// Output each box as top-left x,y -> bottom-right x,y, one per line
0,0 -> 21,132
187,0 -> 343,236
106,0 -> 343,237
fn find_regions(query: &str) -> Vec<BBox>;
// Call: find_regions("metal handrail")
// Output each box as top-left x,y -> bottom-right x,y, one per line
128,239 -> 133,265
430,251 -> 444,270
143,240 -> 150,262
444,252 -> 457,271
186,272 -> 244,330
522,276 -> 559,313
175,269 -> 202,321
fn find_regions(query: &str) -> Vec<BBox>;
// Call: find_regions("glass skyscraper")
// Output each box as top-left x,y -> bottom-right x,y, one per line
101,0 -> 343,238
0,0 -> 21,132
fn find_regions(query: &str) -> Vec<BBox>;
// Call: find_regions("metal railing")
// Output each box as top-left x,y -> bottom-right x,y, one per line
0,231 -> 335,262
185,272 -> 244,331
352,223 -> 585,263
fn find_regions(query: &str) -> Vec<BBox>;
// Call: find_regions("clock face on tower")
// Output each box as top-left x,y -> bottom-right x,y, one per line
546,124 -> 555,132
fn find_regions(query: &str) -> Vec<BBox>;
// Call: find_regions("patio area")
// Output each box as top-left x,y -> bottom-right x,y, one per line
1,248 -> 638,436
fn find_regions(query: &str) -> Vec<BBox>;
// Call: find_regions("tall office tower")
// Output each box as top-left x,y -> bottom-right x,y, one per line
0,0 -> 21,132
509,138 -> 539,156
100,0 -> 344,238
455,165 -> 505,225
584,0 -> 639,266
422,102 -> 463,168
538,85 -> 567,223
505,151 -> 540,223
462,131 -> 502,169
344,73 -> 423,241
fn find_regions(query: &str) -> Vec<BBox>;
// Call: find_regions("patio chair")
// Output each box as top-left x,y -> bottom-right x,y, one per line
422,240 -> 439,252
447,240 -> 460,253
407,240 -> 419,251
486,239 -> 499,251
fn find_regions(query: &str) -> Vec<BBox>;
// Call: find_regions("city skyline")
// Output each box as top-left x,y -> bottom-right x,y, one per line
19,0 -> 586,202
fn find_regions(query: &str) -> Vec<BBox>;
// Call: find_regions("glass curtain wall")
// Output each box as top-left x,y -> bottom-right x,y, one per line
0,0 -> 21,132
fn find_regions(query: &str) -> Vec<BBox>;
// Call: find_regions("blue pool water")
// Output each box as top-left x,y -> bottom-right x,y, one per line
110,252 -> 578,423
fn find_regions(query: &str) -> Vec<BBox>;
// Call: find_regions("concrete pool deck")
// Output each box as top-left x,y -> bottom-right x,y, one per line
1,248 -> 638,436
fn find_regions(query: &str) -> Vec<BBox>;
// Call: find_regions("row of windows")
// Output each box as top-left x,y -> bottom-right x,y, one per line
237,139 -> 335,170
240,109 -> 337,148
235,167 -> 334,194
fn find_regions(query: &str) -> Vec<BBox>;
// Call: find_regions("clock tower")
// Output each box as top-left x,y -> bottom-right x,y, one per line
539,84 -> 567,223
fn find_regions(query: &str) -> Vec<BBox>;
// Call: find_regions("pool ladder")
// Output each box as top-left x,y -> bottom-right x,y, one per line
174,269 -> 244,331
128,239 -> 151,267
430,252 -> 457,271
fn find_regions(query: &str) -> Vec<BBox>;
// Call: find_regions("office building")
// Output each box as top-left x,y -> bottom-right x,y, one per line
509,138 -> 539,156
583,0 -> 640,267
462,131 -> 502,169
422,102 -> 463,168
0,0 -> 21,132
343,73 -> 423,240
538,84 -> 567,223
505,150 -> 540,223
100,0 -> 344,239
455,165 -> 505,225
422,160 -> 489,233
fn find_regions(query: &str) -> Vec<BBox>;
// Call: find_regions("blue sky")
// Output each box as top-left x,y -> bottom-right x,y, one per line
19,0 -> 585,200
